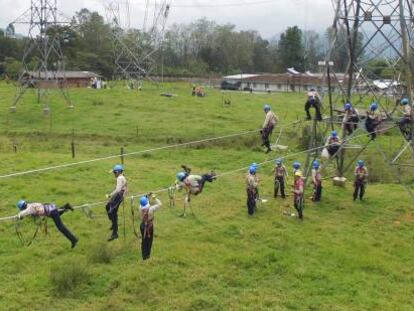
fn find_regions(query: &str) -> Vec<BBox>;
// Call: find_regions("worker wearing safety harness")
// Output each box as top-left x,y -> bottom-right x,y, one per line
16,200 -> 77,248
311,160 -> 322,202
139,194 -> 162,260
325,130 -> 341,157
273,159 -> 287,198
246,165 -> 259,215
176,169 -> 216,203
305,88 -> 322,121
292,161 -> 302,175
399,98 -> 412,140
293,171 -> 304,219
261,104 -> 278,153
342,102 -> 359,136
365,102 -> 381,140
106,164 -> 128,242
354,160 -> 368,201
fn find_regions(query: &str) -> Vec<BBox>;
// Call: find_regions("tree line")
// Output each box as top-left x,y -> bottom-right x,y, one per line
0,8 -> 389,80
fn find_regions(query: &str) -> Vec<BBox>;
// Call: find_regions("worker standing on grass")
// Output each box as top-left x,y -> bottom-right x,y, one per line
105,164 -> 128,242
16,200 -> 78,248
293,161 -> 302,175
311,160 -> 322,202
305,88 -> 322,121
365,102 -> 381,140
273,159 -> 287,198
246,165 -> 259,215
139,194 -> 162,260
293,171 -> 304,219
354,160 -> 368,201
261,104 -> 278,154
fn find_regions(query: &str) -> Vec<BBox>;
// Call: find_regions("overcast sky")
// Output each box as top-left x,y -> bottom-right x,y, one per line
3,0 -> 334,39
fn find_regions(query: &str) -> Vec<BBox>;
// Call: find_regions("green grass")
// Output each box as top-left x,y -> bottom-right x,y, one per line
0,81 -> 413,310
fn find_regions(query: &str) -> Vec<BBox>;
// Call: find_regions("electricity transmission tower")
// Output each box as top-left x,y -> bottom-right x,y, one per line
9,0 -> 73,113
104,0 -> 171,88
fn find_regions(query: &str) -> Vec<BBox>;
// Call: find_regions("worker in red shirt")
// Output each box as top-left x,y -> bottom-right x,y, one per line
293,171 -> 304,219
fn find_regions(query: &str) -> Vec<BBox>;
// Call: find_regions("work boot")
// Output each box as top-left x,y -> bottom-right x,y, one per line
107,233 -> 118,242
265,148 -> 272,154
71,238 -> 78,249
63,203 -> 74,211
181,165 -> 191,174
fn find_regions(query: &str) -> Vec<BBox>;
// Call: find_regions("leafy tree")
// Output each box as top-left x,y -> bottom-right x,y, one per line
278,26 -> 305,72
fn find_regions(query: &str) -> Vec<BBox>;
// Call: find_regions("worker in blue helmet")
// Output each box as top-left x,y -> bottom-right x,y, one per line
273,159 -> 287,198
342,102 -> 360,136
354,160 -> 368,201
365,102 -> 381,140
16,200 -> 77,248
305,88 -> 322,121
261,104 -> 278,153
246,165 -> 259,215
105,164 -> 128,241
399,97 -> 413,141
311,160 -> 322,201
139,193 -> 162,260
325,130 -> 341,157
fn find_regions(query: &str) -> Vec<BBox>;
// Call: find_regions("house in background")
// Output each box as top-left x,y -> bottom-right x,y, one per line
23,71 -> 102,88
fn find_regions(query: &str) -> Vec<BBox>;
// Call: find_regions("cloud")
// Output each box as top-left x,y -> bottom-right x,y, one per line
1,0 -> 334,38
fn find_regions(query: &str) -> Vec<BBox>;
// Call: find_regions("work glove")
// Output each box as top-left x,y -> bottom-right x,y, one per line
105,194 -> 111,199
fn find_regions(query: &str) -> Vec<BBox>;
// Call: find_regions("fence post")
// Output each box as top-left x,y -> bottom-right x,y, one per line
121,147 -> 124,164
71,129 -> 75,159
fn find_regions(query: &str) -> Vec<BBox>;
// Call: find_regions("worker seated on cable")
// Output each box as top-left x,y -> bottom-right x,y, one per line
353,160 -> 368,201
261,104 -> 278,153
305,88 -> 322,121
398,98 -> 412,140
342,102 -> 359,136
325,130 -> 341,157
16,200 -> 78,248
246,165 -> 259,215
365,102 -> 381,140
175,167 -> 216,198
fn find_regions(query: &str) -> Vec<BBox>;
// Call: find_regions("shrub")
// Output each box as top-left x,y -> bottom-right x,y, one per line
49,261 -> 90,296
89,243 -> 113,264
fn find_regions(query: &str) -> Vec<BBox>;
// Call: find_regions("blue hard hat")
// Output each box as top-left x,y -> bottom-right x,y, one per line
113,164 -> 124,173
251,162 -> 258,168
176,172 -> 186,181
357,160 -> 364,167
249,166 -> 257,174
264,104 -> 271,111
401,98 -> 409,105
370,102 -> 378,111
293,161 -> 301,169
332,130 -> 337,137
344,102 -> 352,110
313,160 -> 320,169
275,159 -> 282,165
139,196 -> 149,208
17,199 -> 27,210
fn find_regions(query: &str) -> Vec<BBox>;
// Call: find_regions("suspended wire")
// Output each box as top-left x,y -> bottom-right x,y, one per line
118,0 -> 281,8
0,124 -> 397,222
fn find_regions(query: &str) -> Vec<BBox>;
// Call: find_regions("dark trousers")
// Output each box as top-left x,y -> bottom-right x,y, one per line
49,209 -> 77,244
274,176 -> 286,198
106,192 -> 124,236
365,118 -> 378,140
261,125 -> 274,150
399,117 -> 412,141
354,180 -> 365,200
344,116 -> 359,135
140,222 -> 154,260
294,196 -> 304,219
328,144 -> 340,157
247,189 -> 256,215
313,184 -> 322,201
305,100 -> 322,121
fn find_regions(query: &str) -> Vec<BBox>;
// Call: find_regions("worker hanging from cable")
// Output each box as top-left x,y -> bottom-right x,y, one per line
175,165 -> 216,203
105,164 -> 128,242
342,102 -> 359,136
16,200 -> 78,248
261,104 -> 278,153
354,160 -> 368,201
293,171 -> 304,219
311,160 -> 322,202
398,98 -> 412,141
324,130 -> 341,158
273,159 -> 287,199
246,165 -> 259,215
139,193 -> 162,260
365,102 -> 381,140
305,88 -> 322,121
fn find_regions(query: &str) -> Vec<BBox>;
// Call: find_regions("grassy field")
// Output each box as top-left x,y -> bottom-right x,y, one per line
0,81 -> 413,310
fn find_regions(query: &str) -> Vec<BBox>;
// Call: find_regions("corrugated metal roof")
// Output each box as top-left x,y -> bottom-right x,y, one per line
25,71 -> 101,79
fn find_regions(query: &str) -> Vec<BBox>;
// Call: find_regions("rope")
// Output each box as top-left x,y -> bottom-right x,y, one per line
0,124 -> 397,222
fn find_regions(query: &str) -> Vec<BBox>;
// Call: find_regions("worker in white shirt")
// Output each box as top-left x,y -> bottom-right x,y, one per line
106,164 -> 128,242
261,104 -> 278,153
305,88 -> 322,121
139,194 -> 162,260
399,98 -> 412,140
16,200 -> 77,248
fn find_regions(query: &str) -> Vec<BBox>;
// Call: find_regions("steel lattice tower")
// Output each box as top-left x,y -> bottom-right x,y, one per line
9,0 -> 72,113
